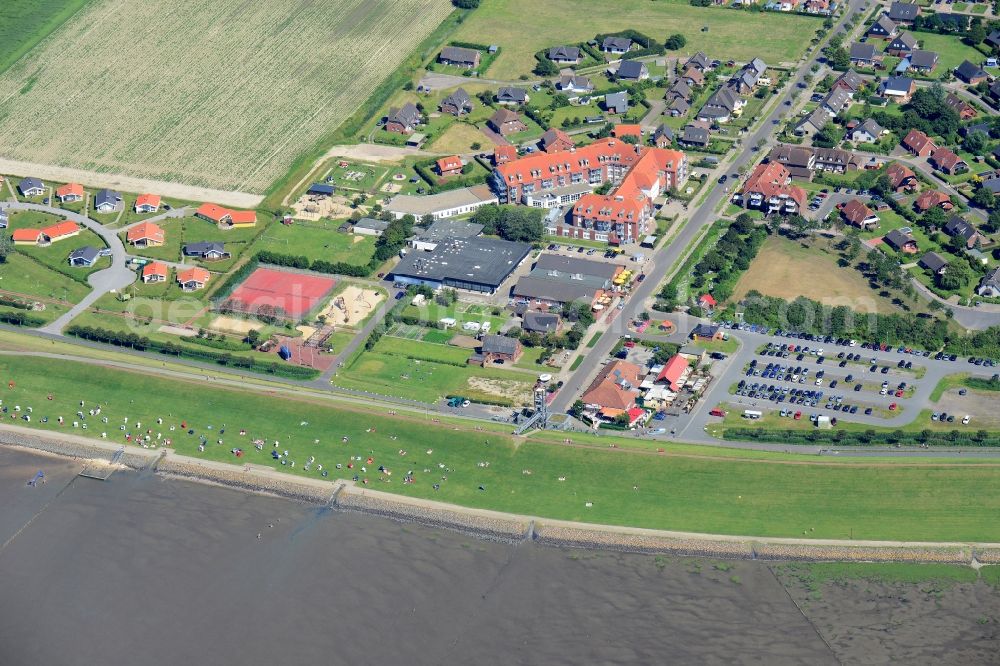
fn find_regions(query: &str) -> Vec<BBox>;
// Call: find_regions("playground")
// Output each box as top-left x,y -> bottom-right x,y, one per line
317,284 -> 384,327
290,193 -> 355,221
226,268 -> 336,320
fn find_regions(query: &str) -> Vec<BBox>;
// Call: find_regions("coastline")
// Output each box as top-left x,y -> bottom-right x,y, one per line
3,423 -> 999,565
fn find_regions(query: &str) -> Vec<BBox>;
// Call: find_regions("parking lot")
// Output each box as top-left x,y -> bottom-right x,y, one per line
673,324 -> 999,442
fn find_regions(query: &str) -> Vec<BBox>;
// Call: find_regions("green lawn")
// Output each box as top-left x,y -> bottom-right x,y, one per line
0,252 -> 90,304
400,302 -> 509,332
119,219 -> 185,263
0,0 -> 90,75
7,209 -> 110,280
248,218 -> 377,268
333,335 -> 534,405
6,353 -> 1000,541
917,32 -> 987,77
453,0 -> 819,80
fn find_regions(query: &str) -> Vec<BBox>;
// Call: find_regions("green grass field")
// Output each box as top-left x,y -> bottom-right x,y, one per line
6,353 -> 1000,541
453,0 -> 818,79
332,335 -> 535,405
248,218 -> 377,267
0,253 -> 91,304
0,0 -> 90,75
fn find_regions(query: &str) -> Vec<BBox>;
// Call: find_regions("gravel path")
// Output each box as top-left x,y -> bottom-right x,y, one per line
0,157 -> 262,208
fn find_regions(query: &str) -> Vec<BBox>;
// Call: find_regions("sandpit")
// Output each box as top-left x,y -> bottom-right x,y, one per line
291,193 -> 354,221
158,324 -> 197,337
210,315 -> 259,334
318,285 -> 384,327
297,324 -> 317,339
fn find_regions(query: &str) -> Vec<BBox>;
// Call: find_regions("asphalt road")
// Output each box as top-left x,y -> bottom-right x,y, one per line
550,0 -> 868,413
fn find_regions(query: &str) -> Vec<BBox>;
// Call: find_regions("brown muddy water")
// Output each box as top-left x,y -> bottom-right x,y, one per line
0,447 -> 997,665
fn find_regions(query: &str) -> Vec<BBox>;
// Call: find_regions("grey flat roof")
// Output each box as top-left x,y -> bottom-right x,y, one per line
513,275 -> 601,304
416,218 -> 484,242
388,185 -> 497,216
354,217 -> 390,231
392,236 -> 531,288
534,253 -> 619,280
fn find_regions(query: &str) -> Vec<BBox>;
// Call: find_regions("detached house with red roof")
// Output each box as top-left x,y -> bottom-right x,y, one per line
902,129 -> 935,157
56,183 -> 84,203
886,163 -> 917,192
142,262 -> 169,283
914,189 -> 953,212
126,221 -> 165,247
436,155 -> 463,177
135,194 -> 161,213
697,294 -> 717,310
177,266 -> 210,291
839,198 -> 879,230
540,128 -> 574,154
196,203 -> 257,228
929,147 -> 968,175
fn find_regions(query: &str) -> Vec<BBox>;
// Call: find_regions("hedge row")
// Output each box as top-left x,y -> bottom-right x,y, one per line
66,325 -> 320,380
725,427 -> 1000,447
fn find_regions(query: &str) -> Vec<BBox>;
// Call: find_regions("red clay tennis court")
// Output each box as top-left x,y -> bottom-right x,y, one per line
227,268 -> 336,319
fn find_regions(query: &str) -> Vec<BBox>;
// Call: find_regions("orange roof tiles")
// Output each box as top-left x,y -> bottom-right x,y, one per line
612,124 -> 642,138
196,203 -> 230,222
56,183 -> 84,199
136,193 -> 161,208
177,267 -> 210,284
656,354 -> 689,391
227,210 -> 256,225
740,162 -> 807,209
127,221 -> 165,244
11,228 -> 43,242
142,262 -> 169,279
44,221 -> 80,239
436,155 -> 463,172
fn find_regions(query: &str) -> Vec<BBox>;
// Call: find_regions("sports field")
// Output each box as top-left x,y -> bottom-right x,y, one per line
5,353 -> 1000,541
0,0 -> 454,193
731,237 -> 901,314
453,0 -> 818,79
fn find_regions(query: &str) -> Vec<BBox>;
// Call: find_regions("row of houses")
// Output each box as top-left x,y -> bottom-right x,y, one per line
901,129 -> 969,175
17,177 -> 166,214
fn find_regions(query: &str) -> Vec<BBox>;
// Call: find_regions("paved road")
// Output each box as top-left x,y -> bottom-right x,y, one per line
551,0 -> 868,413
0,202 -> 136,335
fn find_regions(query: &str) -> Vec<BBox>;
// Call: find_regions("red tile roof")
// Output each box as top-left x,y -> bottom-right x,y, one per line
44,221 -> 80,239
136,193 -> 161,209
698,293 -> 717,308
840,198 -> 875,226
740,162 -> 806,208
581,359 -> 644,410
436,155 -> 463,173
56,183 -> 84,199
11,228 -> 43,242
886,163 -> 916,190
227,210 -> 256,225
127,221 -> 164,244
612,124 -> 642,138
656,354 -> 689,391
930,147 -> 965,172
902,129 -> 935,155
915,189 -> 951,211
196,203 -> 230,222
142,262 -> 169,280
177,267 -> 210,285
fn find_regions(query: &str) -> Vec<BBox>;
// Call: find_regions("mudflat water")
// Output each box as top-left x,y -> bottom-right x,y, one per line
0,447 -> 997,665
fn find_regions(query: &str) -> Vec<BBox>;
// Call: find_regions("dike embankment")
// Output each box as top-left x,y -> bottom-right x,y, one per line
4,424 -> 1000,565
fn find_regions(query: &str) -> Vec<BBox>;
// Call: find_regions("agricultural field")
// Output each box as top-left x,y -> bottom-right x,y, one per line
730,236 -> 903,314
5,352 -> 1000,541
0,0 -> 89,75
0,0 -> 455,193
248,218 -> 378,267
453,0 -> 819,80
